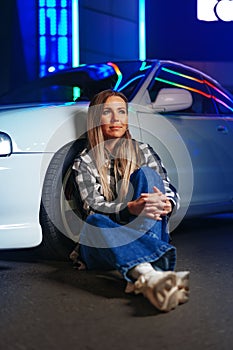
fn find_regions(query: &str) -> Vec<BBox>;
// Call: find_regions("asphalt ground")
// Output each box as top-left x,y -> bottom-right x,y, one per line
0,213 -> 233,350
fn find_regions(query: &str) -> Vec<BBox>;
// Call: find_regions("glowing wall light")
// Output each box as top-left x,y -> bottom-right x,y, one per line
38,0 -> 72,77
71,0 -> 80,100
139,0 -> 146,60
72,0 -> 79,68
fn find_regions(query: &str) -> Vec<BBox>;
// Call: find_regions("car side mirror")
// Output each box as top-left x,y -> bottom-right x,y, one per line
0,132 -> 12,157
151,88 -> 193,112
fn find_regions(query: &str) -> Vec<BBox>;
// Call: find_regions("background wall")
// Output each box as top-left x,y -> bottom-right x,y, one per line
79,0 -> 139,63
0,0 -> 38,96
146,0 -> 233,92
1,0 -> 233,96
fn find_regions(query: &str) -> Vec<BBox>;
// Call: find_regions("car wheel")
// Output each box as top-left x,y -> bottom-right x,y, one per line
40,138 -> 87,260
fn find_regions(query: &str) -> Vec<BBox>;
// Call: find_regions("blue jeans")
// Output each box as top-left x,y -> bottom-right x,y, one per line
79,167 -> 176,282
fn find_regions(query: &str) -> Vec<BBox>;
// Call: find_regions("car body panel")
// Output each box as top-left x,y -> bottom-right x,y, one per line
0,154 -> 44,248
0,103 -> 88,153
137,112 -> 233,207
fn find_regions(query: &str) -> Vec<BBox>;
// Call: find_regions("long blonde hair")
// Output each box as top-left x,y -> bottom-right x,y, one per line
87,89 -> 141,201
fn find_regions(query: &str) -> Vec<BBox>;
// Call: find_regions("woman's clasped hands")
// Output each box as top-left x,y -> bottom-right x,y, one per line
127,186 -> 172,220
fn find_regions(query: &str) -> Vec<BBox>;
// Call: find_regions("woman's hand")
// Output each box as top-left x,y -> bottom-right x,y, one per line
127,186 -> 172,220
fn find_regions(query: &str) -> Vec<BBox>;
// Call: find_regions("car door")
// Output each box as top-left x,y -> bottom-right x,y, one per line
136,63 -> 233,215
207,80 -> 233,201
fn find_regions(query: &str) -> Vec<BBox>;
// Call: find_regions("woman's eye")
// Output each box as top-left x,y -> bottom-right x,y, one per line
103,109 -> 111,115
119,109 -> 126,114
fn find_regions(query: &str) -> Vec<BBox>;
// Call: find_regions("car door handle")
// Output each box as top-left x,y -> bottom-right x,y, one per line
217,125 -> 228,134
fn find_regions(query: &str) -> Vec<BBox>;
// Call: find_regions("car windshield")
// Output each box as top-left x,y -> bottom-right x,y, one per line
0,60 -> 155,105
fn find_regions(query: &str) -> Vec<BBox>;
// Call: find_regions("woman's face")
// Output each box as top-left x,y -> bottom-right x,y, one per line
100,95 -> 128,140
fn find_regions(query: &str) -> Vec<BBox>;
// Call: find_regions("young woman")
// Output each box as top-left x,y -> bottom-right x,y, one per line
70,89 -> 189,312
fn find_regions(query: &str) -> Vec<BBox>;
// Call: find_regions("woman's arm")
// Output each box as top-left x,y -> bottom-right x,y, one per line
139,143 -> 180,213
73,155 -> 123,217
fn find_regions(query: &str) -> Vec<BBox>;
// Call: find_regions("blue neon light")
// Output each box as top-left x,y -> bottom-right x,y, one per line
72,0 -> 79,68
39,0 -> 72,76
58,9 -> 68,35
118,75 -> 145,92
61,0 -> 67,7
72,0 -> 80,100
47,9 -> 56,35
47,0 -> 56,7
58,37 -> 68,63
39,9 -> 46,35
139,0 -> 146,60
139,62 -> 152,71
40,36 -> 46,59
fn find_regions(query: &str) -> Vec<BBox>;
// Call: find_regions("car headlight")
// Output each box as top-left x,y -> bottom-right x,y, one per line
0,132 -> 12,156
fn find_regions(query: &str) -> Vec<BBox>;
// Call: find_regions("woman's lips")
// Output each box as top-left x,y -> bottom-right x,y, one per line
109,126 -> 122,130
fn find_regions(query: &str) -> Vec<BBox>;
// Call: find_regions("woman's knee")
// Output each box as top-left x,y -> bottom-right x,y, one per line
131,166 -> 165,193
86,213 -> 107,226
86,213 -> 118,228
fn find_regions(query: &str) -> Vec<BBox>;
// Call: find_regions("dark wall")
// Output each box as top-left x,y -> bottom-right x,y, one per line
146,0 -> 233,61
0,0 -> 38,95
0,0 -> 22,95
79,0 -> 139,64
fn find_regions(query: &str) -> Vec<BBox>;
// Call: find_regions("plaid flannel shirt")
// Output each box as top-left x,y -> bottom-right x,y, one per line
72,141 -> 180,221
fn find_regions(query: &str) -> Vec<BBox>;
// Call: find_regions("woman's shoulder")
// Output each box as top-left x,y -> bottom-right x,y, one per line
73,148 -> 93,167
137,141 -> 149,149
134,140 -> 161,161
133,140 -> 152,152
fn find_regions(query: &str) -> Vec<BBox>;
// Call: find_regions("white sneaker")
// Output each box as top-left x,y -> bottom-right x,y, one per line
134,270 -> 179,312
176,271 -> 190,304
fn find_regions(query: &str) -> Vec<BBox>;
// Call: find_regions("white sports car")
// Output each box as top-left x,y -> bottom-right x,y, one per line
1,59 -> 233,258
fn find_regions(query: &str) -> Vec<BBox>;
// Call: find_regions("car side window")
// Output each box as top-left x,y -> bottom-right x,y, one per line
206,82 -> 233,115
148,65 -> 216,114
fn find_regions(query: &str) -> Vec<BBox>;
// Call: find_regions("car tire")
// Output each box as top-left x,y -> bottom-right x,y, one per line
39,138 -> 87,260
